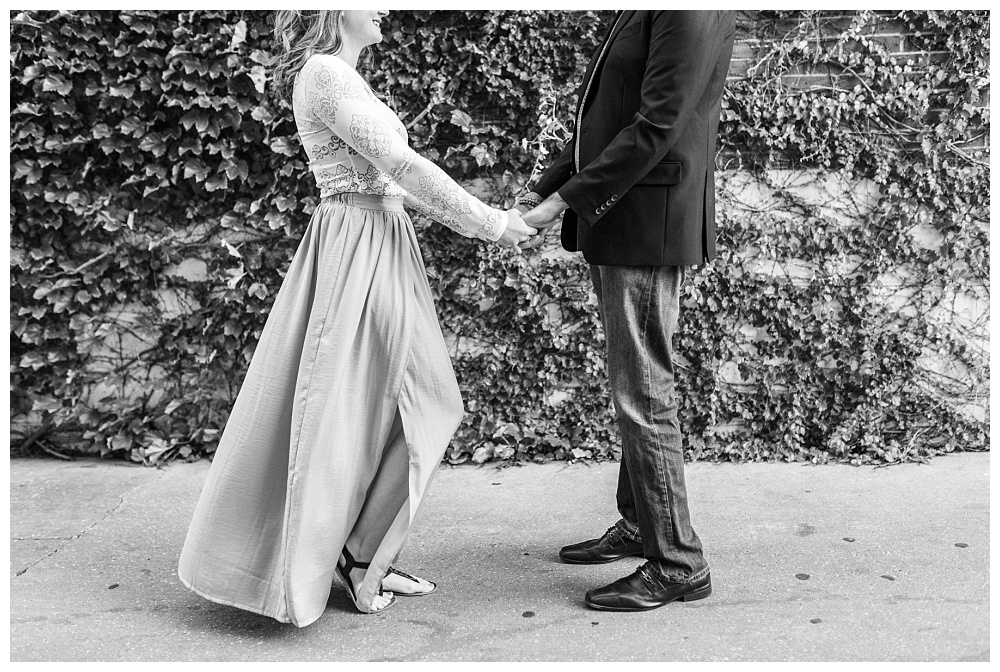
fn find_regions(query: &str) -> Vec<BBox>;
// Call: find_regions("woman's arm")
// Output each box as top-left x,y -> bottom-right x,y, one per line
301,55 -> 507,242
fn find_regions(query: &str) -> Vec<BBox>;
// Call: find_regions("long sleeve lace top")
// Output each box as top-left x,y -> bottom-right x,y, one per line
291,53 -> 507,242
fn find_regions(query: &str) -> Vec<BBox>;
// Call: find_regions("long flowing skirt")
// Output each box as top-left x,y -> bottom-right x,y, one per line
177,193 -> 464,627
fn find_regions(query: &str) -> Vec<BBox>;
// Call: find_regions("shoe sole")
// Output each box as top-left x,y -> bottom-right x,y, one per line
584,584 -> 712,612
559,552 -> 646,565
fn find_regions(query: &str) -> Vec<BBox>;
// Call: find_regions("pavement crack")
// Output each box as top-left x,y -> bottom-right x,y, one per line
14,547 -> 59,577
80,468 -> 171,538
12,469 -> 170,578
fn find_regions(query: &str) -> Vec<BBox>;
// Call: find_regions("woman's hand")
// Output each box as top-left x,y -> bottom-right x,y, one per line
497,209 -> 538,251
518,192 -> 566,250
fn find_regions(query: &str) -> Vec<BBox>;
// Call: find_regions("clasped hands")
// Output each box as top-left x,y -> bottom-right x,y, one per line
498,191 -> 566,252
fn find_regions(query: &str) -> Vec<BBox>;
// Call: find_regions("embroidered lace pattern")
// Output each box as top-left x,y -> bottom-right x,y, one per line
292,55 -> 507,241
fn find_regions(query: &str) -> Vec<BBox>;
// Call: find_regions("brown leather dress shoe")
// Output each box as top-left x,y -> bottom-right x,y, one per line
559,525 -> 645,564
585,565 -> 712,612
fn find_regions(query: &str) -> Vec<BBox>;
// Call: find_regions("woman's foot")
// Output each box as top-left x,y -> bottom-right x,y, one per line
337,548 -> 396,614
382,567 -> 436,596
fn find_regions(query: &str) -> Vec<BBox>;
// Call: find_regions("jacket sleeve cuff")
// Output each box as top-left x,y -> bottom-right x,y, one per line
559,175 -> 616,227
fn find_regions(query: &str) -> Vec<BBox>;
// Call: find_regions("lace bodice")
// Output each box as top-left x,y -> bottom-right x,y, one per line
292,54 -> 507,242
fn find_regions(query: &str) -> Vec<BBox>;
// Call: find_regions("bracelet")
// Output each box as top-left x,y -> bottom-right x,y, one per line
515,194 -> 542,209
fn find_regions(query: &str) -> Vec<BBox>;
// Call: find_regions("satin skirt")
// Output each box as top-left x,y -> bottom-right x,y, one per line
178,194 -> 464,627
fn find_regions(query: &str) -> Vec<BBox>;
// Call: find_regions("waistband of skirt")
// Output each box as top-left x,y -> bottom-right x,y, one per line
324,193 -> 405,213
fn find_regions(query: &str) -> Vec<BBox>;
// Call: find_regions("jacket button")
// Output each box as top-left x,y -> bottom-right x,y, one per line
611,194 -> 618,201
605,199 -> 613,206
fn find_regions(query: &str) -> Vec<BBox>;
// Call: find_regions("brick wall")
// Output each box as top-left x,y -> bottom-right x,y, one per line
727,10 -> 988,152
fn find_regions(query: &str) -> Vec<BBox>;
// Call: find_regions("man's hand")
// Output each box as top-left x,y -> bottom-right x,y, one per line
520,191 -> 569,249
496,208 -> 538,252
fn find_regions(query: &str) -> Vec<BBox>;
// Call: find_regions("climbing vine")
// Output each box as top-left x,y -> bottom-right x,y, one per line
9,10 -> 988,465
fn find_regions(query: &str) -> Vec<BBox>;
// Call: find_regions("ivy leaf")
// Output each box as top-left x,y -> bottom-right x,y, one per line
268,137 -> 297,156
21,64 -> 43,83
470,143 -> 496,167
109,83 -> 135,98
183,159 -> 210,182
220,238 -> 242,259
450,109 -> 473,129
492,422 -> 520,438
41,74 -> 73,95
225,264 -> 246,289
119,117 -> 146,137
138,134 -> 167,157
471,443 -> 494,464
20,352 -> 47,370
205,173 -> 229,191
13,160 -> 41,183
249,49 -> 272,66
264,211 -> 290,230
248,65 -> 267,94
230,20 -> 248,50
180,109 -> 210,133
108,434 -> 133,453
247,282 -> 268,300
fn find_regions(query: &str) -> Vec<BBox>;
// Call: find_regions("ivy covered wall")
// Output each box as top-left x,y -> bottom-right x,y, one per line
9,10 -> 989,465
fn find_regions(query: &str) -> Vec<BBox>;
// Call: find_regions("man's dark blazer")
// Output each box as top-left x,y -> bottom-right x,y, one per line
531,10 -> 735,266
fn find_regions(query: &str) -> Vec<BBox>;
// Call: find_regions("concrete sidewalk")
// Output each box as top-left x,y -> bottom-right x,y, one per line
8,453 -> 990,662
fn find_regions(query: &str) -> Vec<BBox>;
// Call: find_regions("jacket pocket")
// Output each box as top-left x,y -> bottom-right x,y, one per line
636,161 -> 681,185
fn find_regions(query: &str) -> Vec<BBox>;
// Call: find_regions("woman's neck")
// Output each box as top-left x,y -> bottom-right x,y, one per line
333,38 -> 364,70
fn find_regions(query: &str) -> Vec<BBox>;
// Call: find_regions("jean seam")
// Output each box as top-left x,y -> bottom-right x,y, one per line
643,268 -> 676,559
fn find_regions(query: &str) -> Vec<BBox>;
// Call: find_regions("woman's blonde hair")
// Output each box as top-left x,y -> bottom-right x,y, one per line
272,10 -> 370,99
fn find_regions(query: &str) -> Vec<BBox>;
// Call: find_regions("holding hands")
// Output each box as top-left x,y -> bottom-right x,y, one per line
515,191 -> 568,250
497,209 -> 538,251
495,191 -> 569,253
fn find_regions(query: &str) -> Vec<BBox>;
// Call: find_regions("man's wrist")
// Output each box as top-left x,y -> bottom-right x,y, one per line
541,190 -> 569,217
514,191 -> 543,210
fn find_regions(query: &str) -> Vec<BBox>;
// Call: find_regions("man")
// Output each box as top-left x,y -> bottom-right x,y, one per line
517,11 -> 736,612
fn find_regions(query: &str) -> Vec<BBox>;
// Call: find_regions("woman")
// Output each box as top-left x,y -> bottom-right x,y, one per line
178,10 -> 536,626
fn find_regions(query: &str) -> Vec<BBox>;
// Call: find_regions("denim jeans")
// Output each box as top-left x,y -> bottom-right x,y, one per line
590,264 -> 709,583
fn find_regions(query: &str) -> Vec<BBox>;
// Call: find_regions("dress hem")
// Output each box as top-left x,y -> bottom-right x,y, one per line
177,570 -> 326,628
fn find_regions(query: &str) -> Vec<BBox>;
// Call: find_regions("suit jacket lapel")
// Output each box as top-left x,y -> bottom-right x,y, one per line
577,14 -> 621,98
574,10 -> 637,169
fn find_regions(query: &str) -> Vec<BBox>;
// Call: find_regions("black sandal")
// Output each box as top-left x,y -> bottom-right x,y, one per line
384,566 -> 437,597
336,547 -> 396,614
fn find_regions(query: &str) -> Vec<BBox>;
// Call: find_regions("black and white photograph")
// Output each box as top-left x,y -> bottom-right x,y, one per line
7,5 -> 990,664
